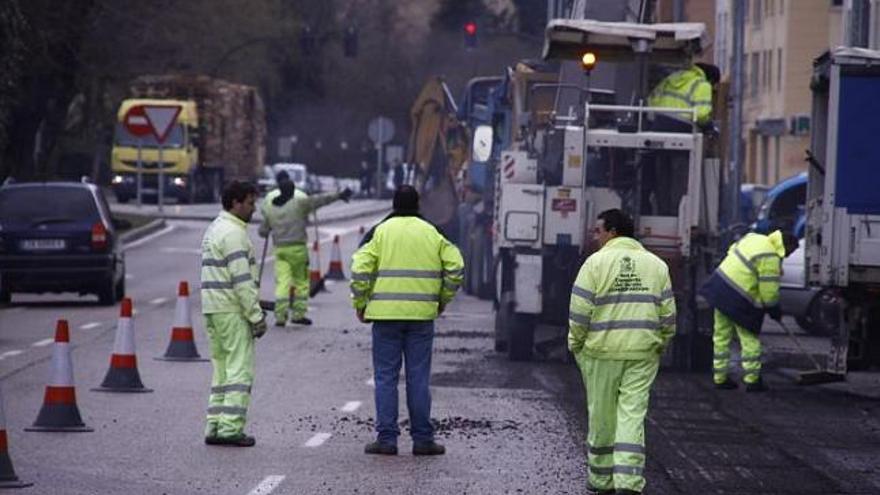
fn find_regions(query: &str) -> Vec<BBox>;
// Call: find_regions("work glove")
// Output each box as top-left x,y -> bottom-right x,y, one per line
339,188 -> 353,203
766,305 -> 783,322
251,314 -> 268,339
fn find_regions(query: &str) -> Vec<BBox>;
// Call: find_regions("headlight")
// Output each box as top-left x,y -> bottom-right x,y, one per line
112,175 -> 124,184
172,177 -> 186,187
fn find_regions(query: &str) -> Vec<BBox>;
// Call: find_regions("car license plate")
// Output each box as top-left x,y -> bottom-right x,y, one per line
20,239 -> 66,251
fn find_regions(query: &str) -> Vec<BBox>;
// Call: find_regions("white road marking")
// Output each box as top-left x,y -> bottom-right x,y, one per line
0,350 -> 24,360
366,377 -> 375,387
124,225 -> 175,250
79,322 -> 101,330
159,247 -> 202,255
31,338 -> 54,347
150,297 -> 168,305
340,401 -> 362,412
304,432 -> 332,447
246,475 -> 286,495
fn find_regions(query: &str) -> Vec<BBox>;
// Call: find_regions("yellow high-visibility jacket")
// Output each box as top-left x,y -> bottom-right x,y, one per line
258,189 -> 340,245
700,231 -> 784,333
200,210 -> 263,324
350,215 -> 464,320
647,65 -> 713,124
568,237 -> 676,361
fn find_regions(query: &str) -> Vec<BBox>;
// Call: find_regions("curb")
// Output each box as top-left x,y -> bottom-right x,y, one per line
120,218 -> 167,245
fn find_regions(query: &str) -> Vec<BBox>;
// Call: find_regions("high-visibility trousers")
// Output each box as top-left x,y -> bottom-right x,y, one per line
273,243 -> 309,322
204,313 -> 254,438
578,356 -> 659,494
712,309 -> 762,384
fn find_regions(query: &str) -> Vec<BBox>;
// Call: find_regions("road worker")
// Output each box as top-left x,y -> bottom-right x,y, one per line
200,181 -> 266,447
350,185 -> 464,456
258,172 -> 352,326
700,230 -> 799,392
568,209 -> 676,495
647,62 -> 719,127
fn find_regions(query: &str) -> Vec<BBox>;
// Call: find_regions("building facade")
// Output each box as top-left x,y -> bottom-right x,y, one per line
714,0 -> 843,185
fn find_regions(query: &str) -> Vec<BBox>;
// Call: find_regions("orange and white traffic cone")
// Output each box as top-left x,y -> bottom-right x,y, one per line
156,282 -> 208,362
325,235 -> 346,280
309,240 -> 326,296
25,320 -> 93,432
0,387 -> 33,488
93,298 -> 153,393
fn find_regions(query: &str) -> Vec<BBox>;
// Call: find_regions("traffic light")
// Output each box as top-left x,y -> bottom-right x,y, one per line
300,25 -> 316,56
463,21 -> 477,49
343,25 -> 358,58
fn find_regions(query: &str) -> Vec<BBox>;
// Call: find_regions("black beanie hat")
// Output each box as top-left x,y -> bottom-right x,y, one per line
392,185 -> 419,213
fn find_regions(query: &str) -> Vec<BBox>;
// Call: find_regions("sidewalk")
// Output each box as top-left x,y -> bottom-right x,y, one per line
109,197 -> 391,224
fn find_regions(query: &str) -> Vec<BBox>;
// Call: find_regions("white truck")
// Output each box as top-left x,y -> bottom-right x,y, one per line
483,20 -> 721,367
805,47 -> 880,371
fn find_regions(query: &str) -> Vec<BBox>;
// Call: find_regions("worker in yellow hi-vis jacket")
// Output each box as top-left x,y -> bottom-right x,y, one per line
568,209 -> 676,495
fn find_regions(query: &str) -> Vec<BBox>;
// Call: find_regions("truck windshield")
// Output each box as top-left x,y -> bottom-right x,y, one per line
114,123 -> 185,148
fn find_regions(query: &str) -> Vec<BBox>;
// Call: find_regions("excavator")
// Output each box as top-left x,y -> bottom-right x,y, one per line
405,77 -> 470,241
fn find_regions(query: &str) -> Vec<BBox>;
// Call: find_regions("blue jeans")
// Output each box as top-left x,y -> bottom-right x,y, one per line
371,320 -> 435,445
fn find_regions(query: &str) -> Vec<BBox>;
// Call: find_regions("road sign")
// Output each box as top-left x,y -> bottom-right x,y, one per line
123,106 -> 152,137
143,105 -> 182,143
368,116 -> 394,145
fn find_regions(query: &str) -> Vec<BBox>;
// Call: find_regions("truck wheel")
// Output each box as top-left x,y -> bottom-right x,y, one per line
116,195 -> 130,204
508,311 -> 536,362
0,285 -> 11,305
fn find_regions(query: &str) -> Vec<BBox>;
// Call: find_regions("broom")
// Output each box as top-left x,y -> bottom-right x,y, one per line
777,318 -> 845,385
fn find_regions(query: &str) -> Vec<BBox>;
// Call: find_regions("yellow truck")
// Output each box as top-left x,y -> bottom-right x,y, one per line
110,75 -> 266,203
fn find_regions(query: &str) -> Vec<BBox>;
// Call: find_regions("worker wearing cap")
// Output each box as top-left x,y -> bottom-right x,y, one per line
568,209 -> 676,495
200,180 -> 267,447
700,230 -> 799,392
258,172 -> 352,326
647,62 -> 719,126
350,186 -> 464,456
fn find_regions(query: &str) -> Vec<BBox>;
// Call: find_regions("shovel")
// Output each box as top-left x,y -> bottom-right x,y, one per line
257,235 -> 275,311
777,318 -> 845,385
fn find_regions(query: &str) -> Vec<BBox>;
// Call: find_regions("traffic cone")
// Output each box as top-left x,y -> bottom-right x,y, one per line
0,388 -> 33,488
92,298 -> 153,393
309,240 -> 326,295
156,282 -> 208,362
25,320 -> 93,432
325,235 -> 346,280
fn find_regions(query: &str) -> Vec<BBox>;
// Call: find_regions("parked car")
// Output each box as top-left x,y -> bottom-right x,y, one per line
0,180 -> 126,305
779,237 -> 824,334
752,172 -> 806,237
272,163 -> 309,191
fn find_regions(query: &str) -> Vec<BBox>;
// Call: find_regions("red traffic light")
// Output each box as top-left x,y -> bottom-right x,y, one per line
464,22 -> 477,36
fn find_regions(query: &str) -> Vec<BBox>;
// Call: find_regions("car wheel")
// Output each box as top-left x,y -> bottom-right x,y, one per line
116,195 -> 130,204
115,272 -> 125,300
98,275 -> 118,306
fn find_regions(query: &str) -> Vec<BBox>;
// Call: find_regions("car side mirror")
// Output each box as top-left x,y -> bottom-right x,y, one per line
472,125 -> 493,163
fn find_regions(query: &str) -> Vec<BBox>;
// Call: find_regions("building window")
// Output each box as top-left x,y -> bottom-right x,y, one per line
753,0 -> 763,28
832,0 -> 843,6
767,50 -> 773,89
768,0 -> 774,16
777,48 -> 783,91
751,53 -> 760,97
780,0 -> 785,15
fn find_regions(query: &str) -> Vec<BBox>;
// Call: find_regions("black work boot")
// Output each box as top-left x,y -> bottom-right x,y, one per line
714,377 -> 738,390
616,490 -> 641,495
364,441 -> 398,455
274,320 -> 286,328
746,377 -> 769,393
586,486 -> 614,495
413,441 -> 445,456
207,434 -> 256,447
290,317 -> 313,326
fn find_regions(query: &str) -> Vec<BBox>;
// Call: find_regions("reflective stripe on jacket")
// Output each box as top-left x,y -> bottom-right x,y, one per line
258,189 -> 339,245
350,215 -> 464,320
699,231 -> 784,333
647,65 -> 713,124
568,237 -> 676,361
200,211 -> 263,324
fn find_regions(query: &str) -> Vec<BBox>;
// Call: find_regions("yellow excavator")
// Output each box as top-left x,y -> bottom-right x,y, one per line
405,76 -> 470,240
